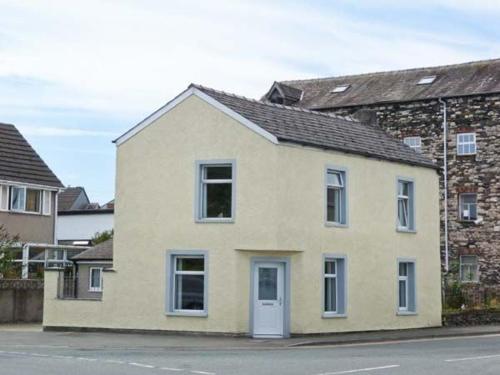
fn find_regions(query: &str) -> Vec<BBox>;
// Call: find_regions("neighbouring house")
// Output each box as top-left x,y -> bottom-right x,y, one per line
57,239 -> 113,300
0,123 -> 63,243
44,84 -> 441,337
0,123 -> 65,278
263,58 -> 500,305
57,187 -> 114,246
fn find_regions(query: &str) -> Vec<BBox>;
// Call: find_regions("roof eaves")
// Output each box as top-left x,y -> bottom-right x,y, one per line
277,138 -> 438,170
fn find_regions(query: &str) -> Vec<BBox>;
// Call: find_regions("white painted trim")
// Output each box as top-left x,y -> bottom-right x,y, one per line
0,179 -> 60,191
114,87 -> 279,146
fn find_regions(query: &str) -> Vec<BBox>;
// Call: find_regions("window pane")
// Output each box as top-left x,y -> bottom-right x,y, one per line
325,260 -> 336,275
205,166 -> 232,180
91,269 -> 101,288
327,171 -> 342,187
399,280 -> 407,308
258,268 -> 277,300
175,274 -> 204,310
26,189 -> 41,212
11,187 -> 24,210
176,257 -> 204,272
398,199 -> 408,227
327,188 -> 341,222
325,277 -> 337,312
205,183 -> 232,218
399,262 -> 408,276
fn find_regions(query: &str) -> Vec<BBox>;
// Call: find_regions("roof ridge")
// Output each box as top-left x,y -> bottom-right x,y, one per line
281,57 -> 500,85
190,84 -> 359,122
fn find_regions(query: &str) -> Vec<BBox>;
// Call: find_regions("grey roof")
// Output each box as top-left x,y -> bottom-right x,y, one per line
192,84 -> 436,169
0,123 -> 63,188
72,239 -> 113,261
58,187 -> 89,211
273,58 -> 500,109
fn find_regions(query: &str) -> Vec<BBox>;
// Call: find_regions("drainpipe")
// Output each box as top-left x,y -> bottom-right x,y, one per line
439,98 -> 449,272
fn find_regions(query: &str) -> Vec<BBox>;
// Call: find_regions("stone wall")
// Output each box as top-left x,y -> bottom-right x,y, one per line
323,94 -> 500,288
0,279 -> 44,323
443,309 -> 500,326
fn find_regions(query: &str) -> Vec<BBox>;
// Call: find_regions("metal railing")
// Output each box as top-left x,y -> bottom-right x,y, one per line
57,273 -> 77,299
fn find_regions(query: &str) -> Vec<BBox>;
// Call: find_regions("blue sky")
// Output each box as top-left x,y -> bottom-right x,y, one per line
1,0 -> 499,203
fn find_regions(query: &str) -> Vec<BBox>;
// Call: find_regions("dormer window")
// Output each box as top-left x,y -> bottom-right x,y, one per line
331,84 -> 349,93
417,76 -> 436,85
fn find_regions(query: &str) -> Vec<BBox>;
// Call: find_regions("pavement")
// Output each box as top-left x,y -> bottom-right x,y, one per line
0,324 -> 499,374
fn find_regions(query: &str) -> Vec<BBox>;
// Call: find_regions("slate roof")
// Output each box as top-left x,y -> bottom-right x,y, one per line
72,239 -> 113,261
273,58 -> 500,109
192,84 -> 437,169
58,187 -> 89,211
0,123 -> 63,188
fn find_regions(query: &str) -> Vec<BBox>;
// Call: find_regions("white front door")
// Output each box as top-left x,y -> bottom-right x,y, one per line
253,262 -> 284,337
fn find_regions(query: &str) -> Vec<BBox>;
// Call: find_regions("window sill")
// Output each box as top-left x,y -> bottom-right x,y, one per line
166,311 -> 208,318
322,312 -> 347,319
8,210 -> 44,216
397,311 -> 417,316
460,280 -> 479,284
325,222 -> 348,228
195,218 -> 234,224
396,228 -> 417,234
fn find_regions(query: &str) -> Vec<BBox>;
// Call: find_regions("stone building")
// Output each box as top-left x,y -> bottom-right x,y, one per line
265,59 -> 500,303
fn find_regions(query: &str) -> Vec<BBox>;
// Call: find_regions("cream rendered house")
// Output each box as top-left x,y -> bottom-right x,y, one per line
44,84 -> 441,337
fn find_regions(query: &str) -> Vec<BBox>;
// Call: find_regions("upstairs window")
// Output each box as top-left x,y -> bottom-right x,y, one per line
403,136 -> 422,153
196,161 -> 235,222
397,179 -> 415,231
10,187 -> 42,213
417,75 -> 436,85
326,169 -> 347,225
457,133 -> 476,155
331,84 -> 349,93
459,193 -> 477,221
460,255 -> 479,283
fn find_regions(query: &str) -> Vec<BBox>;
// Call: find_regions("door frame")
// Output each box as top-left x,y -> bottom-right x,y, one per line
249,257 -> 291,338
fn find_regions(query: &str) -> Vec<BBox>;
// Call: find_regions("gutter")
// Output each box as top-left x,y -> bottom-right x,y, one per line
438,98 -> 449,272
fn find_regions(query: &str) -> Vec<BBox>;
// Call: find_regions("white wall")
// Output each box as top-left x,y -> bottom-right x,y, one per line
57,213 -> 114,242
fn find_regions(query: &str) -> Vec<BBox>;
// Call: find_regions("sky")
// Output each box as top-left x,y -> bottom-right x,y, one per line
1,0 -> 500,204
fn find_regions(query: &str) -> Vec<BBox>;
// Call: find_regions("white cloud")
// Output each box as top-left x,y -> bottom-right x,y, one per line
17,125 -> 118,137
0,0 -> 498,121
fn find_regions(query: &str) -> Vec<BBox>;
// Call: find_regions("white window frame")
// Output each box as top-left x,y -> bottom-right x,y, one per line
397,178 -> 415,232
89,267 -> 103,292
325,167 -> 348,227
195,160 -> 236,223
0,185 -> 9,211
417,75 -> 436,85
459,193 -> 477,221
166,250 -> 208,317
457,133 -> 476,156
324,259 -> 337,314
42,190 -> 52,216
397,259 -> 417,315
398,264 -> 409,312
8,186 -> 45,214
322,254 -> 347,318
460,255 -> 479,283
403,136 -> 422,153
331,84 -> 349,93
